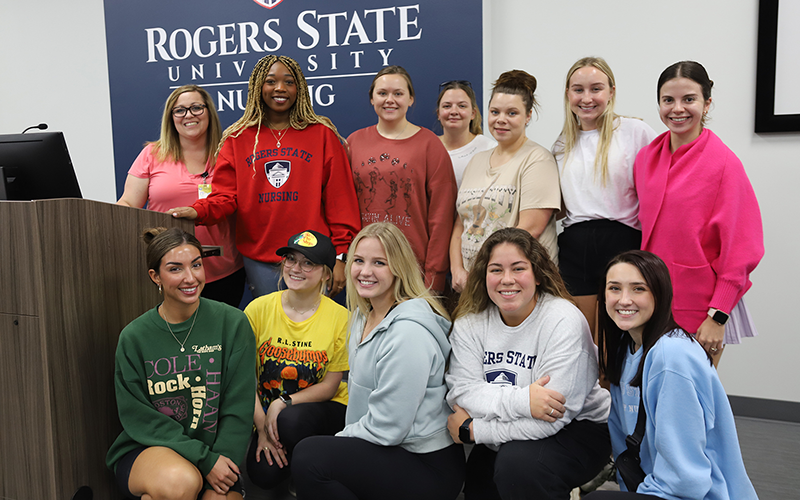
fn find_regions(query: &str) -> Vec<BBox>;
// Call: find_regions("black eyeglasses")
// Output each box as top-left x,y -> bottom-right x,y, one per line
172,104 -> 207,118
439,80 -> 473,91
283,254 -> 318,272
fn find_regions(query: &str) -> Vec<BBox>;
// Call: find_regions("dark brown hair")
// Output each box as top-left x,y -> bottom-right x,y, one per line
142,227 -> 202,274
490,69 -> 538,115
454,228 -> 569,319
657,61 -> 713,102
597,250 -> 709,388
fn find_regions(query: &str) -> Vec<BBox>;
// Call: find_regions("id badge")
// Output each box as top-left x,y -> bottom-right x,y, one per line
198,183 -> 212,199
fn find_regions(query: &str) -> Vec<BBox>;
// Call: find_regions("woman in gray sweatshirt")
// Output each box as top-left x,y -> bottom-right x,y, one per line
446,227 -> 610,500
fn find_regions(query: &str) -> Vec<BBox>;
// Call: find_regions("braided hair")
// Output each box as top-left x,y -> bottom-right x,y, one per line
216,55 -> 344,175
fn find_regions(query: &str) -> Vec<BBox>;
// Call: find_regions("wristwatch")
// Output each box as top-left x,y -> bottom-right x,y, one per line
708,308 -> 729,326
279,393 -> 293,407
336,253 -> 347,262
459,417 -> 474,444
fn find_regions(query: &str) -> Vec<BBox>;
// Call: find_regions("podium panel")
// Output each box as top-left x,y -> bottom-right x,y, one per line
1,199 -> 194,500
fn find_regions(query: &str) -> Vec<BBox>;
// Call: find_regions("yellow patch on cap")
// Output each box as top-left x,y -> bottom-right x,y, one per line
294,231 -> 318,248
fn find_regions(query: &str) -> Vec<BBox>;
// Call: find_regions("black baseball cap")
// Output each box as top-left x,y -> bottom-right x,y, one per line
276,230 -> 336,270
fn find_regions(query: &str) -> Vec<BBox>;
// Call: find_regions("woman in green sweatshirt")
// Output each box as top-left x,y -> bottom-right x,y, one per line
106,227 -> 255,500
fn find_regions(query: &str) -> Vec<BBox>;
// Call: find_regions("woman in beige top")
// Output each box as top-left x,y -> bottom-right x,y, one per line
449,70 -> 560,293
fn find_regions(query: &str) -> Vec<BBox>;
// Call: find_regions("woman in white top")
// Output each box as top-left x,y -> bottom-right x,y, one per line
436,80 -> 496,187
552,57 -> 656,338
449,70 -> 561,294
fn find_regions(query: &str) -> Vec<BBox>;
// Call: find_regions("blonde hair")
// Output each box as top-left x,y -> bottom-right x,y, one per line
151,85 -> 222,167
278,258 -> 333,296
554,57 -> 618,186
217,55 -> 344,176
454,228 -> 571,320
345,223 -> 449,321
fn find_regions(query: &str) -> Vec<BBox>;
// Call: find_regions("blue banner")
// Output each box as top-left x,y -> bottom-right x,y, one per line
103,0 -> 483,196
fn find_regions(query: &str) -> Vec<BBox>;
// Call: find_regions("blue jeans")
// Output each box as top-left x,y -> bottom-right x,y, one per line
242,256 -> 283,298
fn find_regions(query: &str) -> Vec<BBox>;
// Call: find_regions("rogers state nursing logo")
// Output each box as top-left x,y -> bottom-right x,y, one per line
252,0 -> 284,9
265,160 -> 291,188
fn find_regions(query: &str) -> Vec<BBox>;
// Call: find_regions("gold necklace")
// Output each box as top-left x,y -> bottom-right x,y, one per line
160,302 -> 200,352
283,293 -> 320,316
270,125 -> 290,148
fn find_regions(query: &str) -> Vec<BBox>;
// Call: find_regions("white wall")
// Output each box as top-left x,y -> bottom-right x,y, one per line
484,0 -> 800,402
0,0 -> 116,203
2,0 -> 797,401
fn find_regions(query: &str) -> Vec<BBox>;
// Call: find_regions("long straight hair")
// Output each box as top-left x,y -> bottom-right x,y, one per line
345,223 -> 449,322
597,250 -> 709,387
553,57 -> 618,187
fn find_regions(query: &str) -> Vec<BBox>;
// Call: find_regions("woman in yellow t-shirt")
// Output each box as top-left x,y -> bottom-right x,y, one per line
243,229 -> 349,492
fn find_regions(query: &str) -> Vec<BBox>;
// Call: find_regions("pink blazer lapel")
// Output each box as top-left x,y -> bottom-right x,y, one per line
638,133 -> 672,248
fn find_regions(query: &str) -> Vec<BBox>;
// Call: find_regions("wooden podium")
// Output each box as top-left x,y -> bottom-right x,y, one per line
0,199 -> 193,500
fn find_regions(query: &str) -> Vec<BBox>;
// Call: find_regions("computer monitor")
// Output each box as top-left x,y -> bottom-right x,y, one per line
0,132 -> 82,200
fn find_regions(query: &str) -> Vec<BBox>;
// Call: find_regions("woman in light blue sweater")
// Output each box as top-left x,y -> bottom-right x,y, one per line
291,222 -> 465,500
587,250 -> 758,500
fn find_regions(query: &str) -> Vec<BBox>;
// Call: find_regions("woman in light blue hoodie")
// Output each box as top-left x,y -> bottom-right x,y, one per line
586,250 -> 758,500
291,222 -> 465,500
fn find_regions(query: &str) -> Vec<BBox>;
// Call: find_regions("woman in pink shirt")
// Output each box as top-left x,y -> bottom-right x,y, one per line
117,85 -> 244,307
634,61 -> 763,366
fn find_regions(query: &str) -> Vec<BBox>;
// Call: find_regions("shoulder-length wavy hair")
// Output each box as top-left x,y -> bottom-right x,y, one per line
151,85 -> 222,167
345,222 -> 449,321
454,228 -> 570,320
597,250 -> 708,387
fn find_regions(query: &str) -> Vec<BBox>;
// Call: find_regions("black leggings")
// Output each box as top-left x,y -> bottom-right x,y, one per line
246,401 -> 346,490
465,419 -> 611,500
584,493 -> 663,500
291,436 -> 466,500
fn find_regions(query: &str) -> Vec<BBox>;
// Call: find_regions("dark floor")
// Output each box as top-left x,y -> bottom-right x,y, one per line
242,416 -> 799,499
735,416 -> 800,498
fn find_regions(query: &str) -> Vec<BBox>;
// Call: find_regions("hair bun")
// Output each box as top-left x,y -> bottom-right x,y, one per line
494,69 -> 537,94
141,227 -> 168,245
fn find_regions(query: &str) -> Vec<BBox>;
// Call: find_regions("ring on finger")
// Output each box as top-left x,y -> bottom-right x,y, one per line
549,408 -> 555,416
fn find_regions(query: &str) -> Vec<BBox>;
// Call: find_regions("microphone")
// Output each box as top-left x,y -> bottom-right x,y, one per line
22,123 -> 48,134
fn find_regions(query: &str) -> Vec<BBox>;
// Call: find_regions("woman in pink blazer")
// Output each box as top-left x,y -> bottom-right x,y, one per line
634,61 -> 763,366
